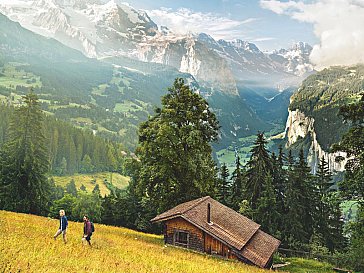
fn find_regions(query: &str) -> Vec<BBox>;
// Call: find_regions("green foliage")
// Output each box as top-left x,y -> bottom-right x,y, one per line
332,94 -> 364,271
216,163 -> 231,206
80,184 -> 87,192
230,156 -> 246,210
283,149 -> 315,248
92,184 -> 101,195
49,194 -> 77,220
135,78 -> 219,213
0,92 -> 50,215
255,174 -> 280,236
0,104 -> 125,176
314,157 -> 345,252
245,132 -> 273,209
72,192 -> 102,223
66,179 -> 78,197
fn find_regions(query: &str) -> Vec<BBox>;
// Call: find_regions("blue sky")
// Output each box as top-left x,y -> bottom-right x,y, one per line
120,0 -> 318,51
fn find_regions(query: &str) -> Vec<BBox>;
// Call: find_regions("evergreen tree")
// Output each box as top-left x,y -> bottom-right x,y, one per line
49,194 -> 76,220
332,94 -> 364,270
314,156 -> 345,252
136,78 -> 219,213
92,183 -> 101,195
245,132 -> 273,209
73,192 -> 102,222
66,179 -> 77,197
230,156 -> 246,210
284,149 -> 315,248
272,146 -> 287,218
0,92 -> 50,215
80,184 -> 87,192
80,154 -> 94,173
296,149 -> 316,245
255,174 -> 280,236
217,163 -> 230,206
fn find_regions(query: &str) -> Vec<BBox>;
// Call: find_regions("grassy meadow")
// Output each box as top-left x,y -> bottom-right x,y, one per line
52,172 -> 129,196
1,211 -> 271,273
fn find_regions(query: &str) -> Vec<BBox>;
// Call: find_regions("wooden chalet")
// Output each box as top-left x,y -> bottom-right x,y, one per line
151,196 -> 280,268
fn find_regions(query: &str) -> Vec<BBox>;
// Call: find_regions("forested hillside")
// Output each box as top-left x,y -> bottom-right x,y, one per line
0,104 -> 124,175
288,65 -> 364,150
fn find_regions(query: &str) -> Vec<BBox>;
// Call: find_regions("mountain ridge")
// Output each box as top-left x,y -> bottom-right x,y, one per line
0,0 -> 314,93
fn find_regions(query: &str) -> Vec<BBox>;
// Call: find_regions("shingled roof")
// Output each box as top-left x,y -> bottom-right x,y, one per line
151,196 -> 280,268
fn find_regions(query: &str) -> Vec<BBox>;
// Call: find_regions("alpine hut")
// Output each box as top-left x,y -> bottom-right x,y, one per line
151,196 -> 280,268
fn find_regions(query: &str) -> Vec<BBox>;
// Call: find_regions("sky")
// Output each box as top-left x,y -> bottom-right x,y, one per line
117,0 -> 364,68
119,0 -> 318,52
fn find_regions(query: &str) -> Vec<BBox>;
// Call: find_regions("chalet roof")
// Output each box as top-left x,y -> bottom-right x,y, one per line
151,196 -> 280,268
241,229 -> 280,268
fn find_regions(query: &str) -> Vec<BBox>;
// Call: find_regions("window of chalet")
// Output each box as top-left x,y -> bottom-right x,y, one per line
174,230 -> 189,246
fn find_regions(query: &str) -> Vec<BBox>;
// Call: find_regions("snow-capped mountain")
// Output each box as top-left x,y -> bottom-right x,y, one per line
0,0 -> 314,93
269,42 -> 314,77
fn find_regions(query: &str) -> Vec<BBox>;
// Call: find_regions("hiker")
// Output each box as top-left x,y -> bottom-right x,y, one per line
53,209 -> 68,243
82,215 -> 92,246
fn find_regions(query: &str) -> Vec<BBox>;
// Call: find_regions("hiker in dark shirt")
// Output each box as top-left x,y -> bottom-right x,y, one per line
53,209 -> 68,243
82,215 -> 92,246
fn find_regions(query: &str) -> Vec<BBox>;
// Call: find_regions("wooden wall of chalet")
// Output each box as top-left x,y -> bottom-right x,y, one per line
164,217 -> 237,260
165,218 -> 204,252
204,232 -> 237,260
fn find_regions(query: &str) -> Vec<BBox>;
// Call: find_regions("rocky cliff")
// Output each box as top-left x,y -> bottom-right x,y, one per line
284,108 -> 347,173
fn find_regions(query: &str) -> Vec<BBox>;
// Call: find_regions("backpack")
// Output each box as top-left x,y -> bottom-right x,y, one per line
91,222 -> 95,233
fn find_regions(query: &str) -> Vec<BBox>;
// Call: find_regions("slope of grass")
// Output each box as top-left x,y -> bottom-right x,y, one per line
52,172 -> 129,196
0,211 -> 269,273
280,258 -> 335,273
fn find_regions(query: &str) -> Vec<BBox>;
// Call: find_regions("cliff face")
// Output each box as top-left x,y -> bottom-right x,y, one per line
284,109 -> 347,173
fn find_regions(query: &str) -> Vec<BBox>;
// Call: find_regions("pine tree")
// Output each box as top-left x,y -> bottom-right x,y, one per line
92,183 -> 101,195
255,174 -> 280,236
66,179 -> 77,197
298,149 -> 316,245
0,91 -> 50,215
283,150 -> 306,248
314,156 -> 345,252
245,132 -> 273,209
80,184 -> 87,192
272,146 -> 287,218
230,156 -> 246,210
284,149 -> 315,248
217,163 -> 230,206
331,95 -> 364,266
136,78 -> 219,213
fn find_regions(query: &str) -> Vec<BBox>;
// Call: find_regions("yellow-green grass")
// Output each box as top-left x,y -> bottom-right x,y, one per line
114,101 -> 143,113
52,172 -> 129,196
0,211 -> 270,273
279,258 -> 335,273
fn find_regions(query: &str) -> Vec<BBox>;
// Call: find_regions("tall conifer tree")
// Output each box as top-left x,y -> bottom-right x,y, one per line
0,91 -> 50,214
230,156 -> 246,210
245,132 -> 273,209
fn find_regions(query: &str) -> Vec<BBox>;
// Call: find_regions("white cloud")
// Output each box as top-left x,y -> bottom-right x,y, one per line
260,0 -> 364,68
148,7 -> 258,41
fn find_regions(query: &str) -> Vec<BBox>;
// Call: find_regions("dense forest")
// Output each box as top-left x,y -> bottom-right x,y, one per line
0,103 -> 124,175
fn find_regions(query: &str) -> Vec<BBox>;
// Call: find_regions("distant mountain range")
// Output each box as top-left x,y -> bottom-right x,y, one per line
0,0 -> 314,93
